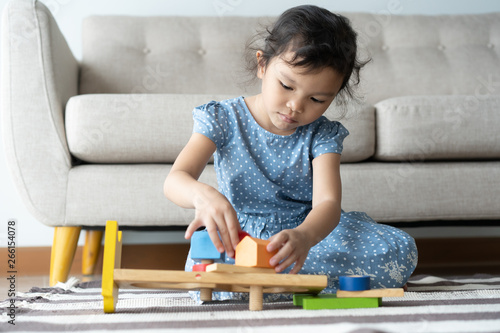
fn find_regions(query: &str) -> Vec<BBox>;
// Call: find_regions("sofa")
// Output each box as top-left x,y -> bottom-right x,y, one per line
2,0 -> 500,285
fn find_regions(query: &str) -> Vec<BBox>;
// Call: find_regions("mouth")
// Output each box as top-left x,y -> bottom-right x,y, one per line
278,113 -> 297,124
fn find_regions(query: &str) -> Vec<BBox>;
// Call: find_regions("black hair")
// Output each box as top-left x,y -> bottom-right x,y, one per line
246,5 -> 369,110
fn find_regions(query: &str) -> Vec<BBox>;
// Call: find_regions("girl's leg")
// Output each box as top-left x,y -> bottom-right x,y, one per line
300,211 -> 418,293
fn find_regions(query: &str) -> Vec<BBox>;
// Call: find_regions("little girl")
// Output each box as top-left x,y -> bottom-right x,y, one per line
164,5 -> 417,301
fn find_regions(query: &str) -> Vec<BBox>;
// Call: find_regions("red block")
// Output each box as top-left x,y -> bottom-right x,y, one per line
192,263 -> 211,272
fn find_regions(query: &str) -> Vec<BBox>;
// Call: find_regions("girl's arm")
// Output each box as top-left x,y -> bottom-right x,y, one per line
164,133 -> 241,258
267,153 -> 342,273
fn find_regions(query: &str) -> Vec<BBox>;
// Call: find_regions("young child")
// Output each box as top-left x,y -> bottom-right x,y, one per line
164,5 -> 417,301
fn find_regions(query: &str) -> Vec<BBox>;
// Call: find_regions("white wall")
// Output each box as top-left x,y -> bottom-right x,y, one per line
2,0 -> 500,247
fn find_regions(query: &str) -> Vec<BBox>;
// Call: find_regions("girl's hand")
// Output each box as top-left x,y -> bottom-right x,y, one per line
266,229 -> 313,274
184,186 -> 241,258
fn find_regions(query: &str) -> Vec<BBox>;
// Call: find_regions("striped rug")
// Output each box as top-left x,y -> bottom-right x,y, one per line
2,274 -> 500,332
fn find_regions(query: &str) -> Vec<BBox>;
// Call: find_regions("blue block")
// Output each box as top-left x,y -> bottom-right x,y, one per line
339,275 -> 370,291
190,230 -> 225,260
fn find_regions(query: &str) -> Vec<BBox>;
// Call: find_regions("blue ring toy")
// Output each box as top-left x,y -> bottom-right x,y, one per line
339,275 -> 370,291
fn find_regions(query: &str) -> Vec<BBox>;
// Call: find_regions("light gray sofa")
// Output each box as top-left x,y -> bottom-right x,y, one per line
2,0 -> 500,285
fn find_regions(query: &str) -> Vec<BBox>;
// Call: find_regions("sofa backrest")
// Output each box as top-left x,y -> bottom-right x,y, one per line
79,16 -> 266,97
79,13 -> 500,104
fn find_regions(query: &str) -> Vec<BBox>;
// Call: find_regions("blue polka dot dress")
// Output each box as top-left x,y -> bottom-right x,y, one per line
185,96 -> 418,302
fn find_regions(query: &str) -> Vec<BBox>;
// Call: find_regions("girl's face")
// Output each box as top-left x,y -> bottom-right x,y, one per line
256,51 -> 344,136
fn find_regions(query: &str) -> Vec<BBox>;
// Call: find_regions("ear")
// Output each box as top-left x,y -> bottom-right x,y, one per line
256,50 -> 265,79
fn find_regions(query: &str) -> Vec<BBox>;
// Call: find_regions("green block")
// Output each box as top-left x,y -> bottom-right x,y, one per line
293,294 -> 381,310
293,294 -> 315,306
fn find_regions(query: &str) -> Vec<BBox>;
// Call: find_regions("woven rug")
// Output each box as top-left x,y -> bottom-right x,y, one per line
2,274 -> 500,333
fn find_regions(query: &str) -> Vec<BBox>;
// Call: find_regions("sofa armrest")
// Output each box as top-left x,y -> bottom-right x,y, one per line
1,0 -> 78,226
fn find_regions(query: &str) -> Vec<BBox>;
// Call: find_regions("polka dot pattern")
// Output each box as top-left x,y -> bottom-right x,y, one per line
192,96 -> 348,219
186,96 -> 418,303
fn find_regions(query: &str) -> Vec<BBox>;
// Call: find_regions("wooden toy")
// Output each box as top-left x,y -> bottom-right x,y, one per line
101,221 -> 327,312
190,230 -> 225,261
235,236 -> 278,268
293,275 -> 404,310
192,263 -> 211,271
206,263 -> 275,274
294,294 -> 381,310
337,288 -> 404,298
339,275 -> 370,291
190,230 -> 226,301
238,230 -> 251,241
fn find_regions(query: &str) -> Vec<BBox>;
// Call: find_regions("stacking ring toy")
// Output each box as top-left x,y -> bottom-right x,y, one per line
339,275 -> 370,291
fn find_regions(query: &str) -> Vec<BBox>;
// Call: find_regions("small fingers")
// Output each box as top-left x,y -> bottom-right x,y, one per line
215,223 -> 234,258
267,232 -> 288,253
274,248 -> 300,273
186,217 -> 226,255
225,210 -> 241,250
213,209 -> 240,258
206,223 -> 225,254
289,256 -> 307,274
269,241 -> 293,269
267,230 -> 309,273
185,219 -> 203,240
275,254 -> 297,273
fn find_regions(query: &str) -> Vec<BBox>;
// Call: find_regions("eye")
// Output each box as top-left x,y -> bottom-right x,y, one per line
311,97 -> 325,104
280,81 -> 292,90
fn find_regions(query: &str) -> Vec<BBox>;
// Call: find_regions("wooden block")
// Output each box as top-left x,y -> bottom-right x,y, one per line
294,294 -> 381,310
206,263 -> 275,274
336,288 -> 404,298
190,230 -> 224,260
192,263 -> 211,272
339,275 -> 370,291
235,236 -> 278,268
238,230 -> 251,241
293,294 -> 315,307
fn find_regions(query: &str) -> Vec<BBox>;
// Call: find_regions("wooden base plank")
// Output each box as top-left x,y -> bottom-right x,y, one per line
336,288 -> 404,298
206,263 -> 275,274
113,268 -> 326,294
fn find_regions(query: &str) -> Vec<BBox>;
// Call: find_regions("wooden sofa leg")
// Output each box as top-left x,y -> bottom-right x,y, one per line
82,230 -> 104,276
49,226 -> 82,286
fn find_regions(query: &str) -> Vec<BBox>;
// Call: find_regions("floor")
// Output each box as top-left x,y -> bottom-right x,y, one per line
15,275 -> 100,293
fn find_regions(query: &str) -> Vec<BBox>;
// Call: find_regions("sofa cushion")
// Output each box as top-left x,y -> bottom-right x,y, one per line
340,161 -> 500,223
374,95 -> 500,161
66,94 -> 231,164
65,94 -> 375,163
325,103 -> 375,163
66,164 -> 218,227
63,161 -> 500,227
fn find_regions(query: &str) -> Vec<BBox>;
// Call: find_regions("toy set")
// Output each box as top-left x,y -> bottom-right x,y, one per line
293,275 -> 404,310
101,220 -> 404,312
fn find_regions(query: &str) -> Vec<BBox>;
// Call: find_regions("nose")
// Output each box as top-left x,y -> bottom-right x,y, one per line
286,99 -> 303,113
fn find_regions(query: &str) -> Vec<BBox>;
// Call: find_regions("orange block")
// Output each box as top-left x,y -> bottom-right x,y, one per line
235,236 -> 278,268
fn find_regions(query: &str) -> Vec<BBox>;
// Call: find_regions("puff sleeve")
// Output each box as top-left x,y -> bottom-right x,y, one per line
192,101 -> 230,149
311,119 -> 349,159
